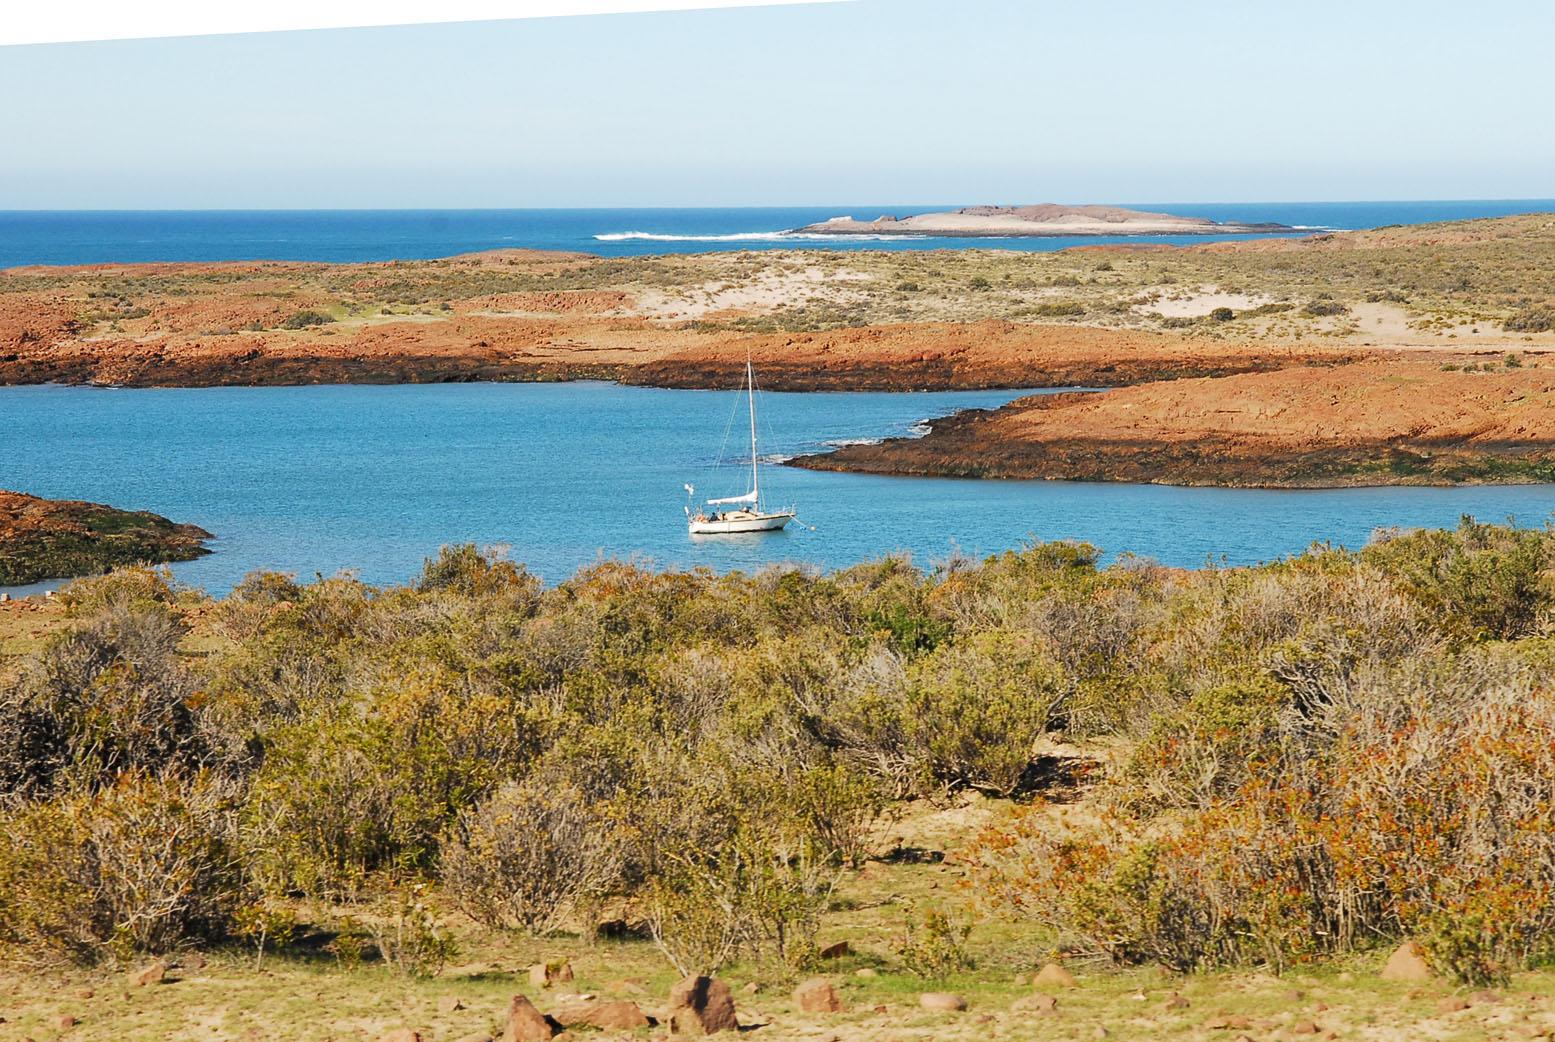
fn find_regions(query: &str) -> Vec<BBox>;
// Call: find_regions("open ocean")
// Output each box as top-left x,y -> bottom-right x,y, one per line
2,200 -> 1553,266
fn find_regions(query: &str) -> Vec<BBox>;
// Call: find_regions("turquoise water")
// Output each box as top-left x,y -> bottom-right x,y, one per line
3,382 -> 1552,593
3,201 -> 1553,265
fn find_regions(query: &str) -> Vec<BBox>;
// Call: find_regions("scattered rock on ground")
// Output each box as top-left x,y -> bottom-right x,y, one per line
818,941 -> 851,960
56,1014 -> 78,1028
668,976 -> 738,1035
853,968 -> 878,978
1034,963 -> 1079,989
919,992 -> 968,1012
1164,992 -> 1190,1010
1381,941 -> 1435,982
381,1030 -> 421,1042
529,961 -> 573,989
1437,996 -> 1471,1013
1013,993 -> 1058,1014
438,996 -> 465,1014
129,962 -> 166,988
1291,1021 -> 1320,1035
552,999 -> 651,1031
793,979 -> 844,1014
504,994 -> 559,1042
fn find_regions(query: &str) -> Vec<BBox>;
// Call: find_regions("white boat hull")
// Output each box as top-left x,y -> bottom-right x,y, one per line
688,511 -> 795,535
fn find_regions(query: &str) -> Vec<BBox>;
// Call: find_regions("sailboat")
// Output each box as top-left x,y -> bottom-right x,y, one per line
685,357 -> 796,535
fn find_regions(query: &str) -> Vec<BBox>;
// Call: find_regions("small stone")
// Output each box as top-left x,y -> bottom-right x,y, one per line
1163,992 -> 1189,1011
612,978 -> 648,995
381,1031 -> 421,1042
529,961 -> 573,989
740,982 -> 761,995
1012,973 -> 1029,986
1438,996 -> 1471,1013
1093,1027 -> 1110,1040
919,992 -> 968,1012
1034,962 -> 1079,989
793,979 -> 843,1014
1129,991 -> 1148,1002
1471,989 -> 1502,1004
77,989 -> 94,1000
453,1035 -> 494,1042
1287,990 -> 1307,1001
1291,1021 -> 1320,1035
56,1015 -> 78,1029
872,1004 -> 888,1014
818,941 -> 851,960
438,996 -> 465,1013
129,962 -> 166,988
853,968 -> 878,978
976,1013 -> 996,1024
1314,1002 -> 1329,1012
1381,941 -> 1435,982
182,952 -> 208,972
1014,993 -> 1058,1014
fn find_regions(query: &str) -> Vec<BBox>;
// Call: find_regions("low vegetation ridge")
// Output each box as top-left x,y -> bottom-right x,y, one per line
2,522 -> 1555,1039
0,490 -> 211,586
794,203 -> 1295,237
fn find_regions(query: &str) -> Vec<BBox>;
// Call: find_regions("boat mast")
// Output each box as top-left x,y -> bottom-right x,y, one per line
747,355 -> 759,505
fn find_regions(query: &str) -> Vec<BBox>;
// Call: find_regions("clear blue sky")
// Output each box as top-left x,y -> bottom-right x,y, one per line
3,0 -> 1551,208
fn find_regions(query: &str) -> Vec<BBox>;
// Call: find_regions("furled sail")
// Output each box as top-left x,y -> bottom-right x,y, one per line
707,490 -> 758,505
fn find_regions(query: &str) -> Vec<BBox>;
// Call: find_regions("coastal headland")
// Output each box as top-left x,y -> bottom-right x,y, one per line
5,213 -> 1555,487
0,490 -> 212,585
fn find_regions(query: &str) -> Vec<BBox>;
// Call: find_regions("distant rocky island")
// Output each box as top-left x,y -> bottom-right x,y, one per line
795,203 -> 1295,237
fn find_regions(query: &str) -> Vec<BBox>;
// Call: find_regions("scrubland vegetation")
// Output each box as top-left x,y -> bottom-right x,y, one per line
4,519 -> 1555,1021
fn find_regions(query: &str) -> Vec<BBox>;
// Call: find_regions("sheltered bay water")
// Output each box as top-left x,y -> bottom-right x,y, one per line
3,381 -> 1552,593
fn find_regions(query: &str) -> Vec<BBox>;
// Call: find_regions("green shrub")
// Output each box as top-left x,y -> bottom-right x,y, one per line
1,599 -> 203,798
441,779 -> 622,934
280,310 -> 333,329
1504,305 -> 1555,332
0,773 -> 248,964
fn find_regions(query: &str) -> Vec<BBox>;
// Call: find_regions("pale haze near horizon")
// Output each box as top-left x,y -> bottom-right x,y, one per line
2,0 -> 1551,209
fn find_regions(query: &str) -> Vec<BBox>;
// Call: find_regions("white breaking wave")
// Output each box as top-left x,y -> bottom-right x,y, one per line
593,230 -> 922,243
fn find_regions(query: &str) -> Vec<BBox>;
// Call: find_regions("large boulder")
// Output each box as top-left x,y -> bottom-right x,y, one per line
668,976 -> 738,1035
1380,941 -> 1435,982
503,994 -> 558,1042
793,978 -> 844,1013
